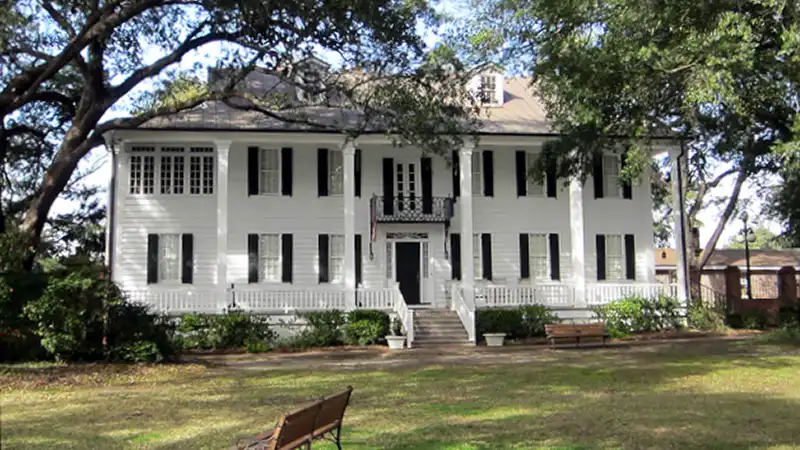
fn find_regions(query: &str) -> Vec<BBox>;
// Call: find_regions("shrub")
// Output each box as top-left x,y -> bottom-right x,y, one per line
390,317 -> 403,336
105,301 -> 176,362
726,313 -> 744,329
294,310 -> 347,347
778,307 -> 800,329
594,295 -> 683,338
757,327 -> 800,345
519,305 -> 559,337
687,304 -> 727,332
741,309 -> 768,330
344,310 -> 390,346
476,309 -> 523,340
176,311 -> 276,351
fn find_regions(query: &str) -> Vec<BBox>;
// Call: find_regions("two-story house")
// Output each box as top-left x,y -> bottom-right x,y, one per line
105,66 -> 684,346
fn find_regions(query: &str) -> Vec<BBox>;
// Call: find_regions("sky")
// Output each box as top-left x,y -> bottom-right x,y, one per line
52,1 -> 781,251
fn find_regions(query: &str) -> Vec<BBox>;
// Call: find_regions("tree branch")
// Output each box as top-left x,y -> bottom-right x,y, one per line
40,1 -> 78,38
698,168 -> 749,269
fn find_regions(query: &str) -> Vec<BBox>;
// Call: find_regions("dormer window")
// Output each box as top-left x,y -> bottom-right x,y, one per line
479,75 -> 498,105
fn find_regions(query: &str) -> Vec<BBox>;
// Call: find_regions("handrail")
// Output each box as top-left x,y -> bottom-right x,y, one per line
450,283 -> 476,344
391,283 -> 414,347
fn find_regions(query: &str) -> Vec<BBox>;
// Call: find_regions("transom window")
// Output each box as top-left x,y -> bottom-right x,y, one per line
603,155 -> 622,198
259,234 -> 282,282
129,145 -> 214,196
526,152 -> 544,196
528,234 -> 550,279
605,234 -> 624,280
328,150 -> 343,195
158,234 -> 181,282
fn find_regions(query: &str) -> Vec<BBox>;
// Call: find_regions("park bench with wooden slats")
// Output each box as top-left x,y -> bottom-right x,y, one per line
545,323 -> 610,348
233,386 -> 353,450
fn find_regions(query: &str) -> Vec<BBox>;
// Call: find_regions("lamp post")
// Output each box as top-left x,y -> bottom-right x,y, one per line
741,212 -> 757,301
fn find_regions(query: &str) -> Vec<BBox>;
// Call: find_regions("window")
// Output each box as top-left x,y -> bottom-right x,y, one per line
605,235 -> 624,280
478,75 -> 497,105
473,234 -> 482,279
471,152 -> 482,195
259,234 -> 282,282
529,234 -> 549,279
259,148 -> 281,194
385,242 -> 393,279
526,152 -> 544,196
603,155 -> 621,198
328,150 -> 343,195
158,234 -> 181,282
190,147 -> 214,195
329,235 -> 345,283
130,146 -> 155,195
160,147 -> 185,195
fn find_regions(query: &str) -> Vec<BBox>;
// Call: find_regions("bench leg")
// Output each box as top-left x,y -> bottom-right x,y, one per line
335,425 -> 343,450
576,336 -> 581,348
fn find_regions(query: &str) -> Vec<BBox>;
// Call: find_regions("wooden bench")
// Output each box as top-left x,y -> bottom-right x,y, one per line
234,386 -> 353,450
545,323 -> 610,348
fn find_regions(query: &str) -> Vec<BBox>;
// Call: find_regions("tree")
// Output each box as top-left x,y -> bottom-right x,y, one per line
457,0 -> 799,270
724,226 -> 781,250
0,0 -> 479,263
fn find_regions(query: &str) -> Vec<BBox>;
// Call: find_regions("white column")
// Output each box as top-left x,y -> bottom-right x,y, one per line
215,140 -> 231,311
342,141 -> 357,310
459,144 -> 475,305
669,146 -> 689,304
568,178 -> 586,307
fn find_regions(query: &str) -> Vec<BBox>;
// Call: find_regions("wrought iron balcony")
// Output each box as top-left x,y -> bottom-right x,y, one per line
371,195 -> 454,223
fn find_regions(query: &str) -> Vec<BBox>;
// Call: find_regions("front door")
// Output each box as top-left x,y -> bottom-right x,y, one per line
396,242 -> 421,304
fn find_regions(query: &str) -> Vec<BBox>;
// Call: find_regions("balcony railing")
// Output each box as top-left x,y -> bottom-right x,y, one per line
371,195 -> 454,223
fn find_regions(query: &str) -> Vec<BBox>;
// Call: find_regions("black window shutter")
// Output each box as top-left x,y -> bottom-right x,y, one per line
516,151 -> 527,196
593,153 -> 604,198
482,150 -> 494,197
181,234 -> 194,284
247,147 -> 259,196
355,149 -> 362,197
546,165 -> 557,198
450,233 -> 461,280
355,234 -> 363,286
625,234 -> 636,280
317,148 -> 328,197
481,233 -> 492,280
421,157 -> 433,214
318,234 -> 329,283
247,234 -> 259,283
596,234 -> 606,280
382,158 -> 394,215
281,147 -> 292,196
452,150 -> 460,197
281,234 -> 293,283
519,234 -> 530,279
622,152 -> 633,199
549,233 -> 560,281
147,234 -> 159,284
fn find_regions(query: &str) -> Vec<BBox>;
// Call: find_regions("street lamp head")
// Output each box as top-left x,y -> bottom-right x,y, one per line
746,228 -> 756,243
741,211 -> 749,223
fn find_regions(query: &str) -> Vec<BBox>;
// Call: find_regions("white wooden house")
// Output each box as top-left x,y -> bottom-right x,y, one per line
105,67 -> 686,346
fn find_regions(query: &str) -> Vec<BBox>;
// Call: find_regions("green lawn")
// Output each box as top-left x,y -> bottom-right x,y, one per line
3,340 -> 800,449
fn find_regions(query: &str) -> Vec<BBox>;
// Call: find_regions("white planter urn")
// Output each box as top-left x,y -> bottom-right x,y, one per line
484,333 -> 506,347
386,335 -> 406,350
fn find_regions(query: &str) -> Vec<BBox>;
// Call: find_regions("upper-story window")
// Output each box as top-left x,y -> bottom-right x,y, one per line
328,150 -> 343,195
129,145 -> 214,196
526,152 -> 545,196
478,75 -> 498,105
259,148 -> 281,194
471,152 -> 482,195
603,154 -> 622,198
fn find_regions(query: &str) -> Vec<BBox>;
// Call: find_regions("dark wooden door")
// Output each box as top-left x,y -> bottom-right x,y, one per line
396,242 -> 421,305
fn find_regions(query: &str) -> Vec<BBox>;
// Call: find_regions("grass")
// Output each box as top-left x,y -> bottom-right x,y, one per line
3,340 -> 800,449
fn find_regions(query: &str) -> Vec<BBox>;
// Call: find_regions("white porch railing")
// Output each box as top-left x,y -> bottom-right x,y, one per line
232,288 -> 347,313
586,283 -> 679,306
391,284 -> 414,347
450,284 -> 476,344
475,283 -> 574,308
126,290 -> 220,314
356,288 -> 396,310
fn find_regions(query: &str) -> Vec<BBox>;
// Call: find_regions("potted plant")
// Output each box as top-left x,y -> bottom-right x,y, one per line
386,317 -> 406,350
483,332 -> 506,347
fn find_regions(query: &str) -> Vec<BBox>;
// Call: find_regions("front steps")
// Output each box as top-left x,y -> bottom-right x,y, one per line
412,309 -> 472,347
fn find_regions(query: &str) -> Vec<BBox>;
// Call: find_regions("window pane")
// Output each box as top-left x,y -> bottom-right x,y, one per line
386,242 -> 393,279
330,235 -> 345,283
605,235 -> 624,280
329,151 -> 343,195
604,155 -> 621,198
189,156 -> 202,194
473,234 -> 482,279
472,152 -> 482,195
142,156 -> 155,194
260,149 -> 280,194
529,234 -> 549,280
202,156 -> 214,194
158,234 -> 180,282
130,156 -> 142,194
259,234 -> 281,282
526,153 -> 544,196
